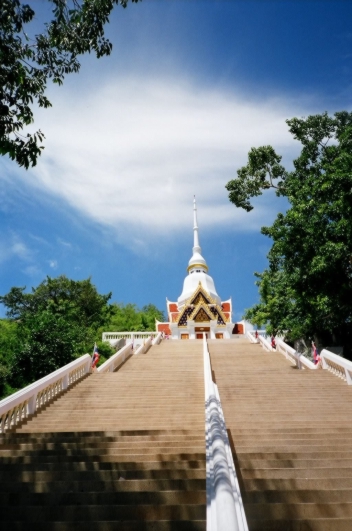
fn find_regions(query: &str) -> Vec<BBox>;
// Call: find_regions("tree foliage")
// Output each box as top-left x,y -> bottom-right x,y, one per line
106,303 -> 165,332
227,112 -> 352,355
0,275 -> 164,395
0,0 -> 140,168
0,275 -> 112,388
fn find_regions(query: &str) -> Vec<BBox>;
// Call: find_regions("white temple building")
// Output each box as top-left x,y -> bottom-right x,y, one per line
156,198 -> 244,339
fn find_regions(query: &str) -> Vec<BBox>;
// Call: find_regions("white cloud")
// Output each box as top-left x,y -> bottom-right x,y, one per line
57,238 -> 72,248
18,75 -> 308,246
0,234 -> 33,265
0,233 -> 43,277
49,260 -> 58,269
11,239 -> 31,261
22,265 -> 42,278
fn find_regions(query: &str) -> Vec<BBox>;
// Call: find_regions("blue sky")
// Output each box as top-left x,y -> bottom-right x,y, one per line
1,0 -> 352,322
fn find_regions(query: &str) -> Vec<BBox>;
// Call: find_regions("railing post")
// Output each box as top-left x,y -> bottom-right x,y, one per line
27,394 -> 37,415
345,367 -> 352,385
62,373 -> 69,390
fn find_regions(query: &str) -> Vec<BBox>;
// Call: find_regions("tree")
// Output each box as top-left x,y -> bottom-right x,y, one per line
0,275 -> 112,385
0,275 -> 165,394
106,303 -> 165,332
0,319 -> 20,396
0,0 -> 140,168
226,112 -> 352,356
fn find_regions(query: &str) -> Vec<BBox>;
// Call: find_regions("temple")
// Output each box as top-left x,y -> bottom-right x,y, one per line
156,197 -> 244,339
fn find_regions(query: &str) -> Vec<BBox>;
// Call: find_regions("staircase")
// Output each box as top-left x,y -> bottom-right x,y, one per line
208,337 -> 352,531
0,341 -> 206,530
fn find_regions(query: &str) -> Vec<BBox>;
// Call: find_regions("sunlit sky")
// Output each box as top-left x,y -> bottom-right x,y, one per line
1,0 -> 352,321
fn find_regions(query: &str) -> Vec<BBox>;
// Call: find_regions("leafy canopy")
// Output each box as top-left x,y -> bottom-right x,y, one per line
227,112 -> 352,354
106,303 -> 165,332
0,0 -> 140,168
0,275 -> 165,395
0,275 -> 112,386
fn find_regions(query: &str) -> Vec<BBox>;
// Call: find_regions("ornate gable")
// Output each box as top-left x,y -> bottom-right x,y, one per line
192,302 -> 214,323
187,283 -> 214,306
178,305 -> 194,326
209,306 -> 226,325
176,282 -> 230,327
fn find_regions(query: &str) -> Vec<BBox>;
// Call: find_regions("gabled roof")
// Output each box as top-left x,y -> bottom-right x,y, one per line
192,301 -> 215,323
176,283 -> 230,326
186,282 -> 216,307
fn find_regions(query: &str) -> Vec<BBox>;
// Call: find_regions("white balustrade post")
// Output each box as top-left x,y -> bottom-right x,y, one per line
27,394 -> 37,415
296,353 -> 302,370
62,373 -> 69,390
321,354 -> 328,369
345,367 -> 352,385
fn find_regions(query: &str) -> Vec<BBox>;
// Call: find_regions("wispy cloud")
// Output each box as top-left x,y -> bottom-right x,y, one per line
0,233 -> 42,277
49,260 -> 58,269
22,265 -> 42,278
0,233 -> 33,264
12,74 -> 310,247
57,238 -> 72,248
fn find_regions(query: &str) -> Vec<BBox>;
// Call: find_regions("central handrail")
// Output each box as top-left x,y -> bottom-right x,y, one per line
203,335 -> 248,531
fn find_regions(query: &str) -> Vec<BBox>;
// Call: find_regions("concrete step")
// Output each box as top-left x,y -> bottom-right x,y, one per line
0,467 -> 206,482
246,518 -> 352,531
245,489 -> 352,504
0,459 -> 205,470
241,468 -> 352,479
0,478 -> 206,493
3,520 -> 206,530
0,490 -> 206,506
245,502 -> 352,519
0,503 -> 206,521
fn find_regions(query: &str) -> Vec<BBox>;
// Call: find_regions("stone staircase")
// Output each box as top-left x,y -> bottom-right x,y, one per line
208,337 -> 352,531
0,341 -> 206,530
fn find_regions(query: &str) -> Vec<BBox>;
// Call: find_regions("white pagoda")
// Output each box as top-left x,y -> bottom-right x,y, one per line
156,198 -> 243,339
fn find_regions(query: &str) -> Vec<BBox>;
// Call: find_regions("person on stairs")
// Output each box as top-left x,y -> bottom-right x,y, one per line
271,335 -> 276,350
312,341 -> 321,366
91,345 -> 100,372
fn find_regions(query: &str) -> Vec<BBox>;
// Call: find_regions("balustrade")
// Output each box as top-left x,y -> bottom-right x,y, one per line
97,343 -> 133,373
0,354 -> 91,433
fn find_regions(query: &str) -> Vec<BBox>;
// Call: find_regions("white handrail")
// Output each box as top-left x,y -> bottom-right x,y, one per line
246,331 -> 258,344
321,349 -> 352,384
152,331 -> 163,345
135,335 -> 153,355
255,334 -> 352,382
203,335 -> 248,531
258,334 -> 273,352
0,354 -> 91,433
102,331 -> 153,341
275,338 -> 317,370
97,343 -> 133,373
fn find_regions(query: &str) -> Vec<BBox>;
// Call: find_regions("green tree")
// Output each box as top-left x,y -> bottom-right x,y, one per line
0,275 -> 112,386
0,319 -> 20,396
106,303 -> 165,332
0,0 -> 139,168
226,112 -> 352,356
